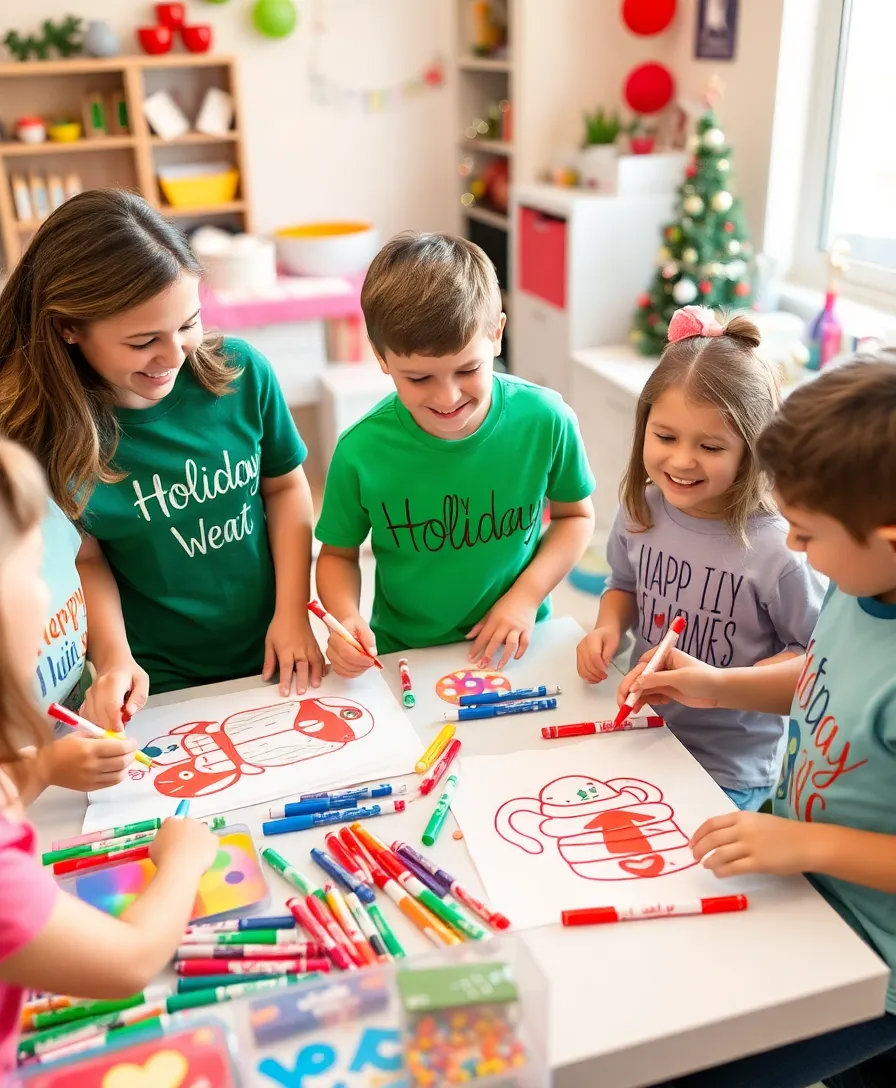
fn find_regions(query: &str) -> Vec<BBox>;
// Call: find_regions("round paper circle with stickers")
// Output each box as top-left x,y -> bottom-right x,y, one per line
435,669 -> 513,705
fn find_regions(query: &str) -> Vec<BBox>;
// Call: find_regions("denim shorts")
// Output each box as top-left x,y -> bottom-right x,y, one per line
721,785 -> 771,811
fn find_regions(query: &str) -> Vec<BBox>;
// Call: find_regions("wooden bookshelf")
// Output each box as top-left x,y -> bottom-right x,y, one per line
0,54 -> 253,270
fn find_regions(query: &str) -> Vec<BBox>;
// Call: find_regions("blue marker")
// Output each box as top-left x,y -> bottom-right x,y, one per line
310,847 -> 375,904
262,798 -> 407,837
444,697 -> 558,722
268,796 -> 361,819
296,783 -> 403,804
174,800 -> 191,818
459,684 -> 561,707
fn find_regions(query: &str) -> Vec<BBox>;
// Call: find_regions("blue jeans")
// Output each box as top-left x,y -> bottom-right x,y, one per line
653,1013 -> 896,1088
722,785 -> 771,811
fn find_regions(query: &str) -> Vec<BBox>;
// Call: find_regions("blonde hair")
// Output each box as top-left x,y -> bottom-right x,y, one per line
0,189 -> 238,520
620,312 -> 780,543
361,232 -> 502,357
0,441 -> 51,776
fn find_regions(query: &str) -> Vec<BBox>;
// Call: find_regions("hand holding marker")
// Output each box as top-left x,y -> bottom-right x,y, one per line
307,599 -> 383,670
614,615 -> 687,726
47,703 -> 154,769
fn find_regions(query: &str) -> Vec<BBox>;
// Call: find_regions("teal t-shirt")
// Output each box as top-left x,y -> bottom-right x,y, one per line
80,338 -> 306,694
37,500 -> 87,710
315,374 -> 595,653
775,587 -> 896,1013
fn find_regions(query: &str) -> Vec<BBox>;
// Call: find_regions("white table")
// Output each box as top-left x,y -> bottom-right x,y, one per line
30,618 -> 887,1088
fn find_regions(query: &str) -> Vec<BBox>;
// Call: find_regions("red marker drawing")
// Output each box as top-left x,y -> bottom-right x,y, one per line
542,716 -> 665,739
614,616 -> 687,727
306,599 -> 383,670
562,894 -> 748,926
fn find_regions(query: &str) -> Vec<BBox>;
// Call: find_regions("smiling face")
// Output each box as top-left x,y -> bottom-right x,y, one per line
643,385 -> 745,519
377,319 -> 505,439
63,274 -> 203,410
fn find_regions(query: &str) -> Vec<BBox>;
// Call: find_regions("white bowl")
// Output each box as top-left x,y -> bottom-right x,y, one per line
275,221 -> 378,277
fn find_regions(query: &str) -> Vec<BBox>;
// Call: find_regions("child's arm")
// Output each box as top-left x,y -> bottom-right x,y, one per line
8,733 -> 139,804
467,497 -> 594,669
691,812 -> 896,893
577,590 -> 637,683
0,817 -> 217,999
315,544 -> 378,678
260,467 -> 325,696
75,535 -> 148,733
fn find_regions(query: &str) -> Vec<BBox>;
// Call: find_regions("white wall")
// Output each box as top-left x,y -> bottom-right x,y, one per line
20,0 -> 456,240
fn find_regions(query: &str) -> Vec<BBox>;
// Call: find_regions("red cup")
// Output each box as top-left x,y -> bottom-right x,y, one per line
180,24 -> 213,53
137,25 -> 173,54
156,3 -> 186,29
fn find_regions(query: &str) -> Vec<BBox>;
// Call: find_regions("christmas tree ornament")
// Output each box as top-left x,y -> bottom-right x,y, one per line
648,313 -> 660,326
686,163 -> 698,178
717,158 -> 730,172
706,261 -> 723,276
672,278 -> 698,304
723,221 -> 735,233
733,282 -> 751,297
630,329 -> 643,344
656,245 -> 672,263
681,217 -> 693,229
665,225 -> 682,243
661,261 -> 679,278
711,190 -> 733,212
252,0 -> 297,38
683,194 -> 704,215
682,246 -> 698,264
686,134 -> 700,153
727,239 -> 741,255
699,280 -> 713,294
726,259 -> 747,279
638,292 -> 651,308
621,0 -> 677,36
702,127 -> 725,149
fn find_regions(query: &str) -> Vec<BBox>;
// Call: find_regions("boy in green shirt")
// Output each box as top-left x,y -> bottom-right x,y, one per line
315,232 -> 595,674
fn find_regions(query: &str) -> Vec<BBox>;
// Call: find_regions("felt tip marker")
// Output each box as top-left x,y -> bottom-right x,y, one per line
52,843 -> 150,876
174,800 -> 190,817
51,818 -> 161,852
178,930 -> 313,948
421,772 -> 459,847
175,958 -> 329,977
345,892 -> 391,962
419,738 -> 461,796
174,943 -> 321,961
615,615 -> 686,727
444,697 -> 557,722
542,716 -> 665,739
415,723 -> 455,774
324,832 -> 368,884
393,842 -> 511,931
273,784 -> 404,816
285,897 -> 353,972
561,894 -> 748,927
337,827 -> 374,883
459,684 -> 561,707
310,847 -> 376,904
324,881 -> 378,967
263,800 -> 407,836
47,703 -> 153,768
261,849 -> 320,898
299,783 -> 403,803
398,658 -> 415,708
184,915 -> 297,935
307,599 -> 383,669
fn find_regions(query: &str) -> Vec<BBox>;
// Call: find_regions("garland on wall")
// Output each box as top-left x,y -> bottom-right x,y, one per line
307,0 -> 445,111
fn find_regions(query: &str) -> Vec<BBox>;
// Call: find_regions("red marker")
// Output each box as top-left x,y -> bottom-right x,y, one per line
306,599 -> 383,670
542,716 -> 665,739
285,897 -> 353,972
419,738 -> 461,796
324,833 -> 367,884
337,828 -> 374,883
175,957 -> 329,976
562,894 -> 748,927
398,658 -> 415,708
614,615 -> 687,727
52,844 -> 151,876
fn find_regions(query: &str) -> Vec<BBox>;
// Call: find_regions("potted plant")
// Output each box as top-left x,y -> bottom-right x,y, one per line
628,115 -> 657,155
579,107 -> 621,190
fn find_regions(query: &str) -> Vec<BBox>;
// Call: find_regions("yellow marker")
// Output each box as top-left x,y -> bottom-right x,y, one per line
415,724 -> 456,775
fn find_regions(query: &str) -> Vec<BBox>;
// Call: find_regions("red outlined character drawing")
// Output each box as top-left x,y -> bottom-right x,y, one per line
142,697 -> 375,799
494,774 -> 698,881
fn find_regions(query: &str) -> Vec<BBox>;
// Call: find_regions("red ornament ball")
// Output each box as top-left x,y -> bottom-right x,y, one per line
638,292 -> 651,308
624,62 -> 675,115
648,313 -> 660,326
686,163 -> 697,178
734,282 -> 751,297
724,221 -> 735,233
621,0 -> 676,36
699,280 -> 712,294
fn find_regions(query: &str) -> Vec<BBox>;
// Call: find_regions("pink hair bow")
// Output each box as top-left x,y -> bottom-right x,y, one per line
667,305 -> 724,343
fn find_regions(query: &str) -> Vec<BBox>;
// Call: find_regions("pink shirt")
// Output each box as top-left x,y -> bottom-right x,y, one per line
0,812 -> 58,1075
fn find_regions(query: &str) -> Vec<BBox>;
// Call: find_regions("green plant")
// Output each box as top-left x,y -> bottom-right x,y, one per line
4,16 -> 82,61
582,107 -> 621,147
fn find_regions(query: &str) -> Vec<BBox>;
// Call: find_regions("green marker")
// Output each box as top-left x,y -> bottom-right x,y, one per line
165,974 -> 300,1013
261,848 -> 325,901
177,972 -> 306,993
366,902 -> 406,958
184,928 -> 299,946
399,658 -> 415,708
43,833 -> 156,866
29,985 -> 169,1030
421,772 -> 459,847
414,885 -> 487,942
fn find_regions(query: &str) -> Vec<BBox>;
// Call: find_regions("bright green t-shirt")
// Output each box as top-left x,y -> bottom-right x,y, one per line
315,374 -> 595,653
80,338 -> 306,694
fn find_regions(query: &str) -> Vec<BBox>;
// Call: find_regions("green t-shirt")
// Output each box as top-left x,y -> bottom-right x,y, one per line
81,338 -> 306,694
315,374 -> 594,653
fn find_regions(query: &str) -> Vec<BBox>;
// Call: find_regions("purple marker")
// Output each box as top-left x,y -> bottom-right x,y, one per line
444,698 -> 557,722
397,852 -> 450,897
459,684 -> 561,707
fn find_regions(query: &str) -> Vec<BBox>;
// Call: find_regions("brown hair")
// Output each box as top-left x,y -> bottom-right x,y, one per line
757,349 -> 896,540
620,312 -> 780,543
0,441 -> 52,777
361,232 -> 503,357
0,189 -> 237,519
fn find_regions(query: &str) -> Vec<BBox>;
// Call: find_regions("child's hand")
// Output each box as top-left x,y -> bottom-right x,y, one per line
576,627 -> 620,683
691,811 -> 815,877
46,733 -> 138,793
150,816 -> 219,875
326,614 -> 378,679
263,613 -> 327,696
617,646 -> 722,712
466,590 -> 538,670
82,660 -> 150,733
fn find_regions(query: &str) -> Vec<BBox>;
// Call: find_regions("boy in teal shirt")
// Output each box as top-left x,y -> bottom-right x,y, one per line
624,353 -> 896,1088
315,233 -> 595,673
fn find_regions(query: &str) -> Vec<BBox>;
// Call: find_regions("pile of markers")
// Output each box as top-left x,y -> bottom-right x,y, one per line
442,684 -> 562,722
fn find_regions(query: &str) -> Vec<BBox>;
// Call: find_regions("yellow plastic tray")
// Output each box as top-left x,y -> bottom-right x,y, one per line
159,168 -> 240,208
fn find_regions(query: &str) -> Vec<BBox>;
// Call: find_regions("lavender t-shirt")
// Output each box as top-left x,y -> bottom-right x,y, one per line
606,487 -> 827,788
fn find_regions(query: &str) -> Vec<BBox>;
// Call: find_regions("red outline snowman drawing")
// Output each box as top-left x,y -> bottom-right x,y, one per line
495,774 -> 698,881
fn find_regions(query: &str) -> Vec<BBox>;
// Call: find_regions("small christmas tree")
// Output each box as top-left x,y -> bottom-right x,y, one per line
632,94 -> 753,356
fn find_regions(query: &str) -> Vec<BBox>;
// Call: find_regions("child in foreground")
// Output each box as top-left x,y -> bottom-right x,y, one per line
0,440 -> 217,1077
315,232 -> 595,673
624,352 -> 896,1088
578,305 -> 825,810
